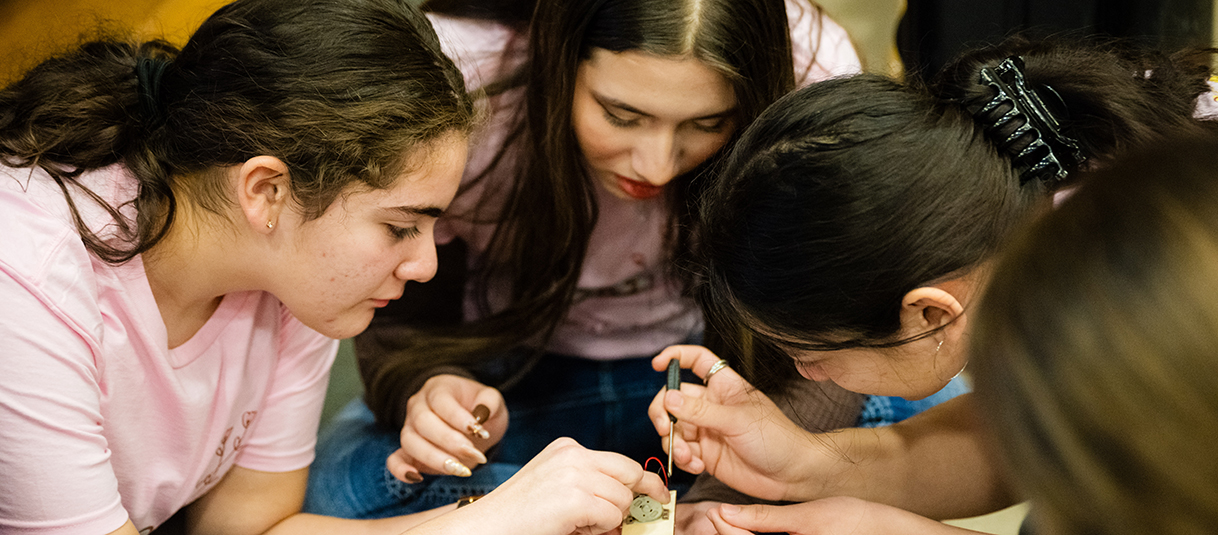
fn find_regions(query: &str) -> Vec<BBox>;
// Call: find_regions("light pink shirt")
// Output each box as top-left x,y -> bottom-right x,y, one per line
0,165 -> 337,534
430,2 -> 861,359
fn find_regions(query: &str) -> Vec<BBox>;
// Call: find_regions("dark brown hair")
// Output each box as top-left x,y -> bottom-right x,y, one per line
697,36 -> 1215,391
363,0 -> 799,424
0,0 -> 475,263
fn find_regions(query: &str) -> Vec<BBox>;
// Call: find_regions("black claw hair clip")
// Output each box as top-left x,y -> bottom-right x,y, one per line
974,56 -> 1086,187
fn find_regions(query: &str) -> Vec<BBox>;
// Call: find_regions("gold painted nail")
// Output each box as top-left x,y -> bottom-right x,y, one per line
444,458 -> 472,477
467,404 -> 491,439
466,422 -> 490,440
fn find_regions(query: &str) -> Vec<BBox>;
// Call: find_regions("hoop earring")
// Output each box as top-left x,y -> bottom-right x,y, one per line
936,338 -> 968,380
952,361 -> 967,380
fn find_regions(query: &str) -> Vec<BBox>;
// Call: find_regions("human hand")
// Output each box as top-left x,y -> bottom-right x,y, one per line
648,345 -> 823,501
674,501 -> 722,535
467,437 -> 669,535
705,497 -> 978,535
386,374 -> 507,483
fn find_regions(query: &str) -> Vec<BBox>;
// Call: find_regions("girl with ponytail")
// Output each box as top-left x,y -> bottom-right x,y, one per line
0,0 -> 668,534
646,36 -> 1217,534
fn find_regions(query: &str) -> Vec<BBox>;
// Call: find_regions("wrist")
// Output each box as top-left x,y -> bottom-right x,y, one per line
782,427 -> 850,502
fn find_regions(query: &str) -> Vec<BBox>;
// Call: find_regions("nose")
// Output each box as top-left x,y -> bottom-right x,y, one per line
632,128 -> 681,185
394,240 -> 438,284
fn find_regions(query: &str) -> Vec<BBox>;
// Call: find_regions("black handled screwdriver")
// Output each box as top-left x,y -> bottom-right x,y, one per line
665,358 -> 680,480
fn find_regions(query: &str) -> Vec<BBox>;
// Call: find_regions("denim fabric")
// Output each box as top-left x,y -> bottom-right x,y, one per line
494,353 -> 690,465
304,400 -> 523,518
304,353 -> 689,518
856,374 -> 971,428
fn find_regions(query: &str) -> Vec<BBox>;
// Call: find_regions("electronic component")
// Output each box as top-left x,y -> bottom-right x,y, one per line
621,490 -> 677,535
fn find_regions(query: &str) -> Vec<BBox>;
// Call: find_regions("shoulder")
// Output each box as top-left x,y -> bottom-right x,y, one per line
0,165 -> 82,277
428,13 -> 528,92
786,0 -> 863,84
0,165 -> 139,340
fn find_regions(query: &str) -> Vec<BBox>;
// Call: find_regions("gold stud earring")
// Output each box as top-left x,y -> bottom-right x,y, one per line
266,221 -> 275,230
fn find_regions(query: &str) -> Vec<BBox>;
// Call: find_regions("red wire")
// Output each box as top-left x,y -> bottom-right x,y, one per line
644,456 -> 669,487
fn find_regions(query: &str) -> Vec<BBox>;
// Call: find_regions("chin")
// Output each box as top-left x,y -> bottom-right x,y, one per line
304,310 -> 375,340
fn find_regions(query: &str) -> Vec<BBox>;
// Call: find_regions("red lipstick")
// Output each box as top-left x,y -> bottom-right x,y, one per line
616,174 -> 664,200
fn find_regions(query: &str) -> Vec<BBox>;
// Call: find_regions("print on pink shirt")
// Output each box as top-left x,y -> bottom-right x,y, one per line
196,410 -> 258,489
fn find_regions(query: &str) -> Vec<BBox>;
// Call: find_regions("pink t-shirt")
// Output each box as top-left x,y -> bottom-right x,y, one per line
0,165 -> 338,534
430,2 -> 861,359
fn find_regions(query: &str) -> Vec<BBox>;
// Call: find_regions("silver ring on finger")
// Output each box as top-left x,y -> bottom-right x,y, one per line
703,359 -> 729,386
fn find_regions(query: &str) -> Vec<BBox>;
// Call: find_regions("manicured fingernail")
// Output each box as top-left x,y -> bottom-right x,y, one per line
444,458 -> 472,477
466,422 -> 490,440
403,471 -> 424,484
471,404 -> 490,424
464,446 -> 488,465
721,504 -> 741,516
467,405 -> 492,439
666,390 -> 683,408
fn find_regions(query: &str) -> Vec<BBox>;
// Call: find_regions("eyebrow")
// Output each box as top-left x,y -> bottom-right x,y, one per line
593,92 -> 737,121
383,205 -> 445,218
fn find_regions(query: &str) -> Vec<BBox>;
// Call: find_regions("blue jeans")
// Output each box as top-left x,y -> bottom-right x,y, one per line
304,353 -> 684,518
304,400 -> 523,517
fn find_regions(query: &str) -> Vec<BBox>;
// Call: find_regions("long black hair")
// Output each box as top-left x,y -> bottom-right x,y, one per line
697,36 -> 1214,391
364,0 -> 801,424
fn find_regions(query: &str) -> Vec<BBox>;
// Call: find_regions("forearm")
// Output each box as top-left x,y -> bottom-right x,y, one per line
844,498 -> 1001,534
681,473 -> 787,506
790,395 -> 1015,519
263,507 -> 458,535
188,467 -> 479,535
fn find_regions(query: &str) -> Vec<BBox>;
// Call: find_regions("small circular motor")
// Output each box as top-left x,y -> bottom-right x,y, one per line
629,495 -> 663,523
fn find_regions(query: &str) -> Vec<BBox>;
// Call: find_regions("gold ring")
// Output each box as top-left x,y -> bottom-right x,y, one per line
703,359 -> 729,385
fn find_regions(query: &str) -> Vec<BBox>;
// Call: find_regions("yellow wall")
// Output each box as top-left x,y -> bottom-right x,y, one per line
0,0 -> 225,84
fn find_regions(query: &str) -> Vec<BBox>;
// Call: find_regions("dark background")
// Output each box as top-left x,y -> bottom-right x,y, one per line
899,0 -> 1214,77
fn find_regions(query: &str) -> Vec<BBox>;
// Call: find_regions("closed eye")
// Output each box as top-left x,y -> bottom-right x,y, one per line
387,224 -> 421,241
603,107 -> 640,128
692,117 -> 730,133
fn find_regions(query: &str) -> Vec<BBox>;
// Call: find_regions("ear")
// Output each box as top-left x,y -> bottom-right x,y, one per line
898,286 -> 966,335
234,156 -> 291,234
